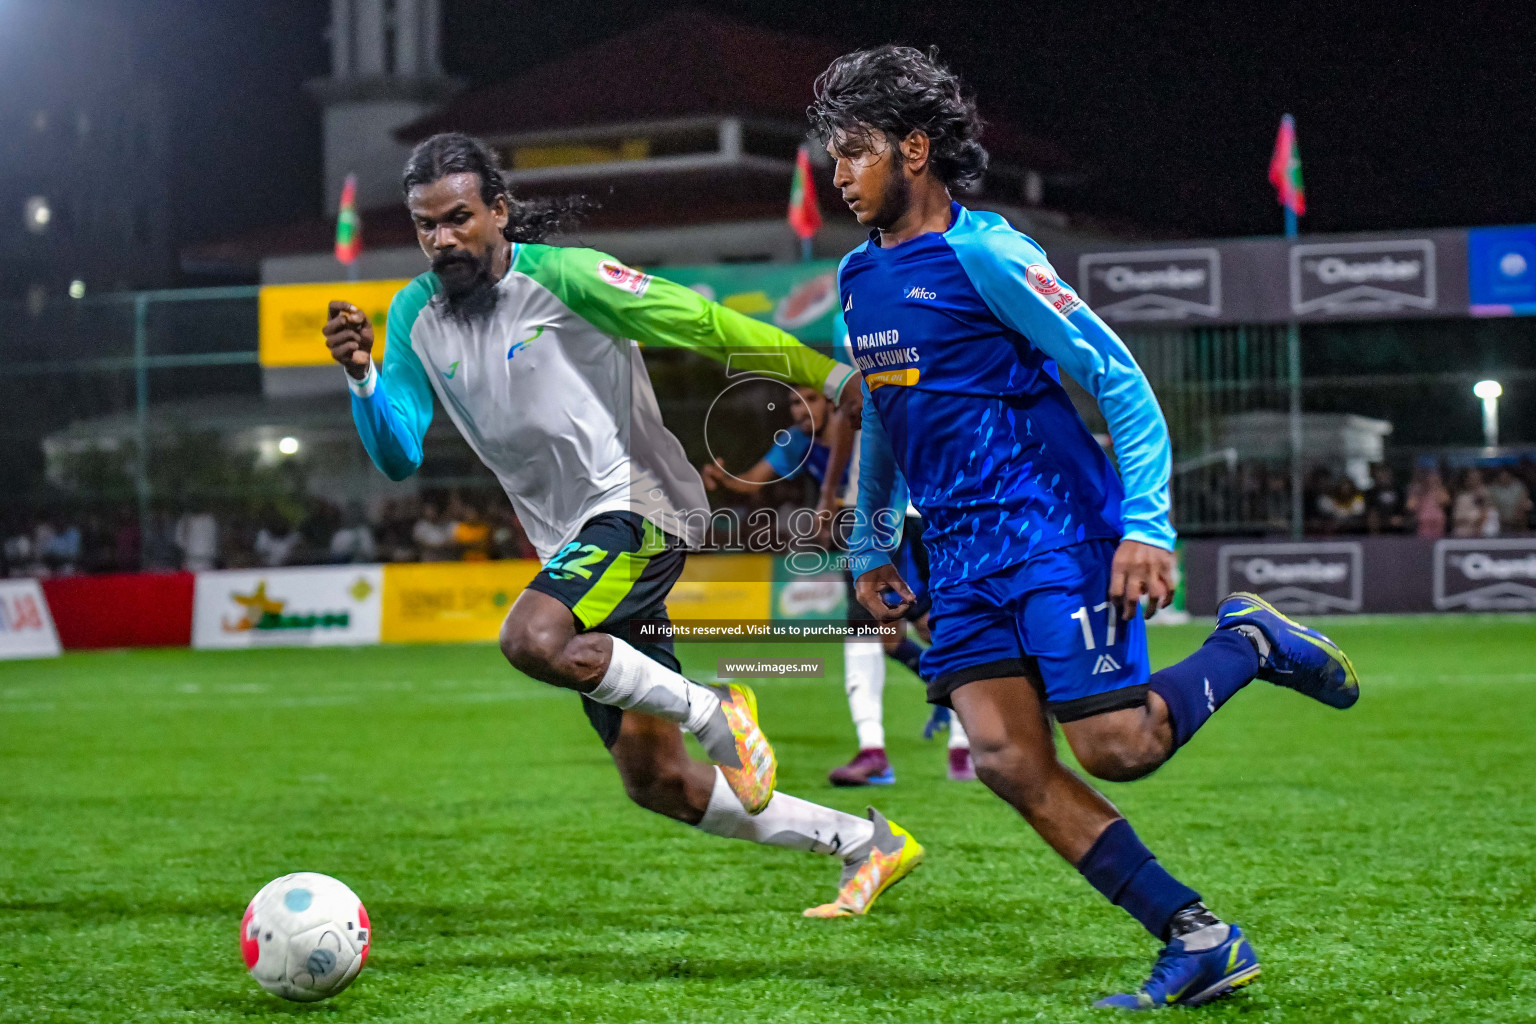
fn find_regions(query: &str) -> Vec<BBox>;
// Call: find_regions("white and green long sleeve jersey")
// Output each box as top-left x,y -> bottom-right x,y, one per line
348,244 -> 857,562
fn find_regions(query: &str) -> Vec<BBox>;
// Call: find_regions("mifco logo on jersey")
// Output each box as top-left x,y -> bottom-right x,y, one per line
904,285 -> 937,300
1077,248 -> 1221,322
1290,239 -> 1436,315
1216,542 -> 1363,614
1433,539 -> 1536,610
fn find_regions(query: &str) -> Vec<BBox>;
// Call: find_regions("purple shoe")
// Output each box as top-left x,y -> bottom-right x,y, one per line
947,747 -> 977,781
829,748 -> 895,786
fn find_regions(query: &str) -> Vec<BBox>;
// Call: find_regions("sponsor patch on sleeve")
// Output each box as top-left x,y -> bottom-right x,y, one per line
1025,263 -> 1084,317
597,258 -> 652,297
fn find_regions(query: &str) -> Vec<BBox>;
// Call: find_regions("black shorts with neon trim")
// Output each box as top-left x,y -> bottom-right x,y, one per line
524,511 -> 687,749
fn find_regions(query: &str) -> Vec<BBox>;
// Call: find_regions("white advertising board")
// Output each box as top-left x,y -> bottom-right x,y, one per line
0,579 -> 62,660
192,566 -> 384,650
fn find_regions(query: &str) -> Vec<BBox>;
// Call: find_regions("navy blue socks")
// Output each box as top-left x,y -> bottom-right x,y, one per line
889,638 -> 925,678
1077,818 -> 1201,940
1147,629 -> 1259,750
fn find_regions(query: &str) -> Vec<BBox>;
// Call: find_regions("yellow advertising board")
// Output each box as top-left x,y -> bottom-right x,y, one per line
381,560 -> 542,644
258,279 -> 410,368
381,555 -> 774,644
667,555 -> 772,623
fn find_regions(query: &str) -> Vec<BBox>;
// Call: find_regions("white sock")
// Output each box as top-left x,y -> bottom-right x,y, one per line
844,639 -> 887,750
948,710 -> 970,750
696,768 -> 874,860
589,636 -> 721,739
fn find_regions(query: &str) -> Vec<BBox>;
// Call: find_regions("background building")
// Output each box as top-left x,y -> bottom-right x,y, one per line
0,4 -> 171,305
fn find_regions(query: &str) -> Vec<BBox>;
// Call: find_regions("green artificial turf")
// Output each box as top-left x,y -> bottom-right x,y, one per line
2,616 -> 1534,1022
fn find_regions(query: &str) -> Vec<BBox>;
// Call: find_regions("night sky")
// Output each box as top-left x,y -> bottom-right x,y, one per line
111,0 -> 1536,254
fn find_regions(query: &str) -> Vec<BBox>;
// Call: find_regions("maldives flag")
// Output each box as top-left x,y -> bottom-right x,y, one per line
334,173 -> 362,265
1268,114 -> 1306,216
787,146 -> 822,240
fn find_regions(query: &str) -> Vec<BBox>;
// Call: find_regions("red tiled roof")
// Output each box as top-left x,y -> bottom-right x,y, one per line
186,12 -> 1078,270
396,9 -> 1072,171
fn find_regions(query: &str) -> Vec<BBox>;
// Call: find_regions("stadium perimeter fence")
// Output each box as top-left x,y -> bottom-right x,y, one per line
2,286 -> 1535,574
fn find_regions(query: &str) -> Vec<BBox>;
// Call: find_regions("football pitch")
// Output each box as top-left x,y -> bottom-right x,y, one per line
2,617 -> 1534,1022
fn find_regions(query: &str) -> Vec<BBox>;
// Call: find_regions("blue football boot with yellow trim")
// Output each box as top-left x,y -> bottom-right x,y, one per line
1217,592 -> 1359,709
1095,924 -> 1260,1009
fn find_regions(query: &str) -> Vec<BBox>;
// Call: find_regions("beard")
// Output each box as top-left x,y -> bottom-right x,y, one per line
433,247 -> 500,321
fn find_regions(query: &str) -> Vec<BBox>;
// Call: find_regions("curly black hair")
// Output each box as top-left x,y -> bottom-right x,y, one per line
808,45 -> 988,190
401,132 -> 593,243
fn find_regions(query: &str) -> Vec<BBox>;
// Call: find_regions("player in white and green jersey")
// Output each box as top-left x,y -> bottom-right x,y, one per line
321,133 -> 922,917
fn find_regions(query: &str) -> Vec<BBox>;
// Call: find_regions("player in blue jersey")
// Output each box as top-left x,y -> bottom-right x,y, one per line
698,379 -> 974,784
811,46 -> 1360,1009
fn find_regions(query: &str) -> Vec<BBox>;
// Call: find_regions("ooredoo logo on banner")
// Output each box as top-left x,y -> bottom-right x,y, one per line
0,579 -> 62,659
192,566 -> 384,650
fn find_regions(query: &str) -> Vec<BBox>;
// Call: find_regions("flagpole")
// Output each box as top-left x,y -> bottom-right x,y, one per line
1284,168 -> 1302,539
800,237 -> 813,263
1269,114 -> 1306,539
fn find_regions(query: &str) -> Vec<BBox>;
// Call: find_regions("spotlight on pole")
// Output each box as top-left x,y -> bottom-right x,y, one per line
1473,380 -> 1502,448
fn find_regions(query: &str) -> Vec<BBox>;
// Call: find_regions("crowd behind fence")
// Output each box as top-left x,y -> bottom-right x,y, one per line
5,287 -> 1536,577
7,455 -> 1536,580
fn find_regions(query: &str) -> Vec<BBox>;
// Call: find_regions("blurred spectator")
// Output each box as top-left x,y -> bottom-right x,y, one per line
1407,467 -> 1450,538
42,519 -> 81,574
1315,476 -> 1364,534
329,504 -> 377,564
377,500 -> 419,562
141,512 -> 178,569
1364,463 -> 1406,534
302,501 -> 341,559
254,513 -> 302,567
4,529 -> 35,577
175,510 -> 219,571
490,506 -> 537,560
412,501 -> 456,561
114,513 -> 141,571
1451,469 -> 1497,538
452,501 -> 492,561
1302,467 -> 1334,534
1488,467 -> 1532,535
82,515 -> 116,573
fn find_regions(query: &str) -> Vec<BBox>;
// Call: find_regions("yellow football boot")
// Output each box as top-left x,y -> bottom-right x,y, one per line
710,683 -> 777,815
804,808 -> 924,918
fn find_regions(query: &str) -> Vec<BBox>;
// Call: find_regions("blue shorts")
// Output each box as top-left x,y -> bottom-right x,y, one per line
919,539 -> 1151,722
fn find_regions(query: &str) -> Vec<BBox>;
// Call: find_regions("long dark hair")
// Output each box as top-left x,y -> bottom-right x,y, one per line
808,45 -> 988,190
401,132 -> 592,243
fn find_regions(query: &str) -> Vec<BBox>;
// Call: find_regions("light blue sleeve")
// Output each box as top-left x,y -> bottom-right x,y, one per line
763,428 -> 812,480
350,276 -> 437,482
847,383 -> 907,579
832,309 -> 852,366
948,213 -> 1176,550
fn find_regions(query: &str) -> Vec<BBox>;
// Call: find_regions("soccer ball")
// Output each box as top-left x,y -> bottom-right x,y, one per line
241,872 -> 371,1001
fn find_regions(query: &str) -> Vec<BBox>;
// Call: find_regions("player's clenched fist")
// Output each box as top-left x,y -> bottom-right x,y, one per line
855,563 -> 916,622
322,301 -> 374,380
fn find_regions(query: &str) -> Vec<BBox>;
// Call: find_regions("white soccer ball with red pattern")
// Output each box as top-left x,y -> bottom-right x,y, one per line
241,872 -> 370,1001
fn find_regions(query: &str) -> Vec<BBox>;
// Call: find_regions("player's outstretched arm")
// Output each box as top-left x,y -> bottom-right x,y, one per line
700,456 -> 780,494
847,384 -> 911,621
515,246 -> 862,408
815,311 -> 859,524
324,279 -> 436,481
950,223 -> 1177,617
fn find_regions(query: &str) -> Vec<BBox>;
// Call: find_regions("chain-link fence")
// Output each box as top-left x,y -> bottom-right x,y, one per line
4,283 -> 1536,575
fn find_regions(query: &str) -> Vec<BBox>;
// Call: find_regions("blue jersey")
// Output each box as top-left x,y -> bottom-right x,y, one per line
846,203 -> 1173,591
762,427 -> 845,488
